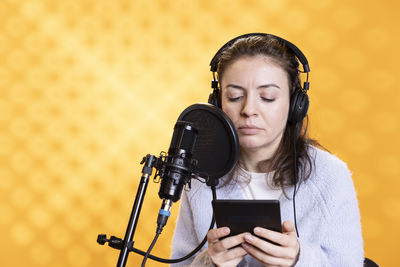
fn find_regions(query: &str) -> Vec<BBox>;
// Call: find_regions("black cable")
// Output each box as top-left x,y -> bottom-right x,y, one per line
141,232 -> 160,267
130,185 -> 217,264
292,166 -> 299,238
293,126 -> 300,238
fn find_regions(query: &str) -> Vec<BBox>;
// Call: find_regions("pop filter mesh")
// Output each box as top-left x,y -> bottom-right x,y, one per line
177,103 -> 239,183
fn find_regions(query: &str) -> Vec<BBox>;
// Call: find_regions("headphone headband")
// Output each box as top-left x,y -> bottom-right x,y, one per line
209,33 -> 310,74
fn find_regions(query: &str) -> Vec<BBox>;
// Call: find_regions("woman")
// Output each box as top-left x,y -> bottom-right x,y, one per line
171,34 -> 363,266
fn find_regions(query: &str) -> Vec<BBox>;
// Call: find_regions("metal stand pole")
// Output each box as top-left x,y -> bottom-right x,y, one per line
116,155 -> 155,267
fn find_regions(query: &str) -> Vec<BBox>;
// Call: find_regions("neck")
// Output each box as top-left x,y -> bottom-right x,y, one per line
239,131 -> 284,173
239,147 -> 274,173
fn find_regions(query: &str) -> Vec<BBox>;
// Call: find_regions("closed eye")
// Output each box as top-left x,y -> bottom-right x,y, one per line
228,96 -> 242,102
261,97 -> 275,102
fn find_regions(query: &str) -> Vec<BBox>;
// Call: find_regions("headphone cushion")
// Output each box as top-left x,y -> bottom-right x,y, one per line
208,89 -> 222,108
289,90 -> 309,123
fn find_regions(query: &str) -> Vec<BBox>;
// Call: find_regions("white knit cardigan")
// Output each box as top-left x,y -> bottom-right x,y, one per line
170,147 -> 364,266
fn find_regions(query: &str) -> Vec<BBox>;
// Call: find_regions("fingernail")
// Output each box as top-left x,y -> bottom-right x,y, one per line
223,227 -> 230,234
245,234 -> 254,242
254,227 -> 262,234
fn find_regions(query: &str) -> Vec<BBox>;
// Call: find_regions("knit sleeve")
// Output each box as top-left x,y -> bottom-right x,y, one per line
295,153 -> 364,266
170,188 -> 214,267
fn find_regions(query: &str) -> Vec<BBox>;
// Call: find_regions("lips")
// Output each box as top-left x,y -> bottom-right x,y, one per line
238,125 -> 263,135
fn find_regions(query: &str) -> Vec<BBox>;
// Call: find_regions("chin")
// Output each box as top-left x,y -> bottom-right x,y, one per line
239,140 -> 265,151
239,136 -> 275,152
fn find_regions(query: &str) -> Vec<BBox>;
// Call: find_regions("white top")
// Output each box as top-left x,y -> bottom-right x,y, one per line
237,168 -> 282,200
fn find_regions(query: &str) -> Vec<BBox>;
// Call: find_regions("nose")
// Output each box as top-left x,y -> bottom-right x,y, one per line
240,95 -> 258,117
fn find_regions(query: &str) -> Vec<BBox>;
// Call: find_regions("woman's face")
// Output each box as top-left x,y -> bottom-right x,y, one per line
221,55 -> 290,158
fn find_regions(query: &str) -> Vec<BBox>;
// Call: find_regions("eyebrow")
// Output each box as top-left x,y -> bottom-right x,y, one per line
225,83 -> 281,90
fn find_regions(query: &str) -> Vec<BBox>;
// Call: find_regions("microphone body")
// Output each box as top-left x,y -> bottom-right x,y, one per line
156,121 -> 198,233
158,121 -> 198,202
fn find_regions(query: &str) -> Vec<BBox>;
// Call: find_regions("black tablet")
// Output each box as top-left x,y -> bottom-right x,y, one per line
212,199 -> 282,239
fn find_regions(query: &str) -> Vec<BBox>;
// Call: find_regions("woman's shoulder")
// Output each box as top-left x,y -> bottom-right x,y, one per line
303,146 -> 359,218
306,146 -> 354,192
308,145 -> 350,175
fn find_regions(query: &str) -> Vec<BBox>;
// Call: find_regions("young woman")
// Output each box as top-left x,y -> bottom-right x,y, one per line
170,34 -> 363,266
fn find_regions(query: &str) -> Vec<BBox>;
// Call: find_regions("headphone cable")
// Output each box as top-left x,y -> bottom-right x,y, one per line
293,125 -> 300,238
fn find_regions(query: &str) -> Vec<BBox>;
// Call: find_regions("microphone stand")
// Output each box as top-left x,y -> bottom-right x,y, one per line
98,154 -> 160,267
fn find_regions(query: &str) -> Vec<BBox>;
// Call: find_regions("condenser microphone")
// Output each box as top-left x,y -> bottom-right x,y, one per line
158,121 -> 198,202
156,121 -> 198,233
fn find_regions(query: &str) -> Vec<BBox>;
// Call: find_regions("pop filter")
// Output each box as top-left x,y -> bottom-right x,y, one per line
177,103 -> 239,186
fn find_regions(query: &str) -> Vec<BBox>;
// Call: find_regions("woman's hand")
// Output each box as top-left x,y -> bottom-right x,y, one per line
241,221 -> 300,267
207,227 -> 248,267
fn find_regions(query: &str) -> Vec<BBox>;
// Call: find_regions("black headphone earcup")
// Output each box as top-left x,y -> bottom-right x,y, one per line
288,90 -> 309,123
208,89 -> 222,108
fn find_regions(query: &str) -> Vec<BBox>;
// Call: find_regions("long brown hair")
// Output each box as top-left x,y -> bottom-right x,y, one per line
216,34 -> 322,197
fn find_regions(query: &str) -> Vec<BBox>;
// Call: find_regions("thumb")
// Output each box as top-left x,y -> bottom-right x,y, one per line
282,220 -> 296,234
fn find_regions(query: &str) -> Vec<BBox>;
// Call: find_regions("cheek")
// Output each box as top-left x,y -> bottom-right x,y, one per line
222,106 -> 239,125
280,103 -> 290,121
267,101 -> 290,125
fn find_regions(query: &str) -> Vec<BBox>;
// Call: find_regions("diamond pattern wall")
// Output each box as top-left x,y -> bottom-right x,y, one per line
0,0 -> 399,266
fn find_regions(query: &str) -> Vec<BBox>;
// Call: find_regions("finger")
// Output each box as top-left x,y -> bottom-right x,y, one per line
220,232 -> 248,248
243,234 -> 288,258
282,221 -> 296,234
253,227 -> 294,247
212,232 -> 248,252
207,227 -> 230,243
223,246 -> 248,260
242,243 -> 293,266
213,247 -> 247,267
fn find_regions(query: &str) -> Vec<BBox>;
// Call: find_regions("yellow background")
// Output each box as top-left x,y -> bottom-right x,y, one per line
0,0 -> 399,266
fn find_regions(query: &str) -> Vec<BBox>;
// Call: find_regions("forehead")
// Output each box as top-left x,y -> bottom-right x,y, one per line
220,55 -> 289,86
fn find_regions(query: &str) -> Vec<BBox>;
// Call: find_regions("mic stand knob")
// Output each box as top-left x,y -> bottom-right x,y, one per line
97,234 -> 124,250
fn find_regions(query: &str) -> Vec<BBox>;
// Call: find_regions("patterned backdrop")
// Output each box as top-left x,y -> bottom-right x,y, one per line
0,0 -> 399,266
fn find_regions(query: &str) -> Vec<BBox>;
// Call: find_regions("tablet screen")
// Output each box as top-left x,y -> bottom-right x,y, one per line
212,199 -> 282,238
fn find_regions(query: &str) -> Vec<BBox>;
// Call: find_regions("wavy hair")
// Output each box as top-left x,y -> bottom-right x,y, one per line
216,34 -> 323,198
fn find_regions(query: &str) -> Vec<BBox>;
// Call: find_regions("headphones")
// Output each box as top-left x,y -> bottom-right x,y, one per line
208,33 -> 310,124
